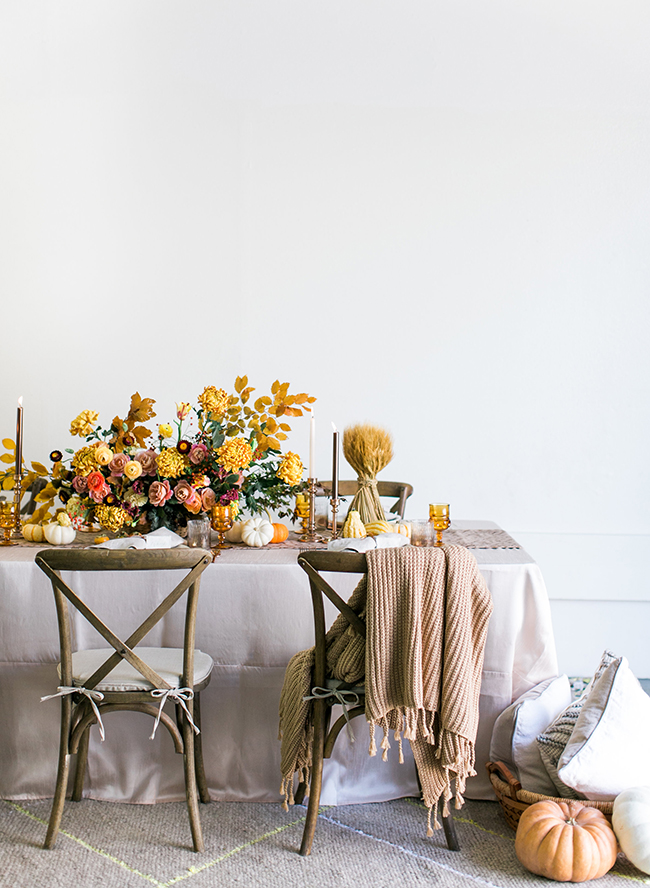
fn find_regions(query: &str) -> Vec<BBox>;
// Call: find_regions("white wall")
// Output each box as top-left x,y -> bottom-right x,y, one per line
2,2 -> 649,673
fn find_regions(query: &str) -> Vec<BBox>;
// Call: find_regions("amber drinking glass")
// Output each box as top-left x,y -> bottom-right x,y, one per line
210,504 -> 234,556
429,503 -> 450,547
0,502 -> 17,546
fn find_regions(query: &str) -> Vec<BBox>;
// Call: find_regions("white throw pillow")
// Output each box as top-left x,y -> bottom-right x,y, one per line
489,675 -> 572,795
557,657 -> 650,801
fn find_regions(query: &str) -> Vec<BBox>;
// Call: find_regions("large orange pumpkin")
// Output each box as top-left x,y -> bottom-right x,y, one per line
515,800 -> 617,882
270,522 -> 289,543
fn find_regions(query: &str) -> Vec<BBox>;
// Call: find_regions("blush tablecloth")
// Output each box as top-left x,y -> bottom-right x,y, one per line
0,521 -> 557,804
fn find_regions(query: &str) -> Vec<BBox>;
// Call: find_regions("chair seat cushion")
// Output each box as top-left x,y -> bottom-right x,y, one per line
59,647 -> 214,692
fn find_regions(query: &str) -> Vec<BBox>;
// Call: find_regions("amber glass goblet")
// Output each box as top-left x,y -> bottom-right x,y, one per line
211,504 -> 234,557
0,502 -> 17,546
294,493 -> 310,536
429,503 -> 450,547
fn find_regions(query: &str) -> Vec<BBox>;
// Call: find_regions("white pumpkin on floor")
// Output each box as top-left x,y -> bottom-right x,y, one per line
613,786 -> 650,874
240,516 -> 274,548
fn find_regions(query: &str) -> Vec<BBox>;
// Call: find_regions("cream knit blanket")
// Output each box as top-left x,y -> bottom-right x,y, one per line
279,545 -> 493,832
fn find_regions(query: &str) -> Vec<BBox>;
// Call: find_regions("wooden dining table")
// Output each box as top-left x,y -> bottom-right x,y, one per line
0,521 -> 558,805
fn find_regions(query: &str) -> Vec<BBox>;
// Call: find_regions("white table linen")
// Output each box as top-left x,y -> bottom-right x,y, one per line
0,522 -> 557,804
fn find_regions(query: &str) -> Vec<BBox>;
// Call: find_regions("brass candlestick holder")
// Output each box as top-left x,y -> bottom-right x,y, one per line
12,471 -> 23,540
329,497 -> 340,540
300,478 -> 321,542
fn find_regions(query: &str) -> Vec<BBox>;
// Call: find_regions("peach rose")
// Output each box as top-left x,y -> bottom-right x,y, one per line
135,450 -> 157,476
109,453 -> 129,476
124,460 -> 143,481
200,488 -> 216,511
184,491 -> 203,514
148,479 -> 173,507
94,444 -> 113,466
173,480 -> 195,503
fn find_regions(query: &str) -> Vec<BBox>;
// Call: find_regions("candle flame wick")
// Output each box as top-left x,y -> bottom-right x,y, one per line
331,422 -> 337,432
18,396 -> 23,407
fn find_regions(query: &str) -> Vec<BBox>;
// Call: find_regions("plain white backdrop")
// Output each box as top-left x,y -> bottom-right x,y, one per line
1,2 -> 649,672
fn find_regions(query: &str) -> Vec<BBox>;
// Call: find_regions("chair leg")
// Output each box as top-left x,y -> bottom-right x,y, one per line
299,699 -> 327,856
44,698 -> 73,849
440,798 -> 460,852
71,724 -> 90,802
192,693 -> 210,804
182,710 -> 204,853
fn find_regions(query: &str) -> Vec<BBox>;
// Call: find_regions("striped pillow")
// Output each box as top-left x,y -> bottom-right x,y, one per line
536,650 -> 617,798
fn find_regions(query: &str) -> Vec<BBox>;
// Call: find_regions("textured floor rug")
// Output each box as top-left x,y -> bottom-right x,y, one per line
0,796 -> 647,888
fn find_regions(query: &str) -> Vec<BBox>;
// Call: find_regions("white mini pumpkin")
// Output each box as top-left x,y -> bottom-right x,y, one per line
43,523 -> 76,545
224,521 -> 245,543
240,516 -> 274,548
22,523 -> 45,543
613,786 -> 650,874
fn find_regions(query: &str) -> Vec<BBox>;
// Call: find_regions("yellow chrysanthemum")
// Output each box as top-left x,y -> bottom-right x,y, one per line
70,410 -> 99,437
198,386 -> 230,417
217,437 -> 253,473
276,451 -> 303,486
94,504 -> 131,533
156,447 -> 186,479
72,445 -> 99,477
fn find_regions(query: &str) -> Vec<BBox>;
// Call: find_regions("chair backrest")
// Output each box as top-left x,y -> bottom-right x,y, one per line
297,550 -> 368,688
35,547 -> 212,692
315,481 -> 413,518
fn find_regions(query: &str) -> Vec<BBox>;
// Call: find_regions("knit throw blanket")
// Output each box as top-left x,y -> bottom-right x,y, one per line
279,545 -> 493,833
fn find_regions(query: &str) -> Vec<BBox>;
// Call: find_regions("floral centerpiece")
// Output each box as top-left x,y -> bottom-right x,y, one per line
3,378 -> 315,535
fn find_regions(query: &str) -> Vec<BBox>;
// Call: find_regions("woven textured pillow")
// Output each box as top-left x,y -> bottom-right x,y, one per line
536,650 -> 617,798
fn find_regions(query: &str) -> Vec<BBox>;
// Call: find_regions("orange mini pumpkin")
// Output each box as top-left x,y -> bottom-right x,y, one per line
515,800 -> 617,882
270,522 -> 289,543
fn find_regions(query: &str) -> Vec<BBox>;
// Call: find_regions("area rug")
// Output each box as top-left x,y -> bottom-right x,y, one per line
0,796 -> 646,888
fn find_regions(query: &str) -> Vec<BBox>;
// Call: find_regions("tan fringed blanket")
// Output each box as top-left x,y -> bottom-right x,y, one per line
279,545 -> 493,833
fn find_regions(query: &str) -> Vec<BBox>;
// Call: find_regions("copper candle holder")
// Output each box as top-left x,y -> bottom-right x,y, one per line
329,497 -> 340,540
11,471 -> 23,540
300,478 -> 321,542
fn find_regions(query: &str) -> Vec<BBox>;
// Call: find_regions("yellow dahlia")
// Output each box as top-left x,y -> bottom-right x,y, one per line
94,505 -> 131,533
277,451 -> 303,486
198,386 -> 230,417
70,410 -> 99,437
156,447 -> 186,479
217,437 -> 253,473
72,445 -> 99,477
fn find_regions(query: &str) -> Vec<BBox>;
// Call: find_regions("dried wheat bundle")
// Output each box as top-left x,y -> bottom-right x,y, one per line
343,424 -> 393,524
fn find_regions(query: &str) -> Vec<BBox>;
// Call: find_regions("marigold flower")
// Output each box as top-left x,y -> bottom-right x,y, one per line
72,445 -> 99,477
156,447 -> 186,479
217,437 -> 253,474
176,402 -> 192,420
277,451 -> 303,487
70,410 -> 99,437
95,444 -> 113,466
158,423 -> 174,439
124,460 -> 143,481
198,386 -> 229,417
94,504 -> 131,533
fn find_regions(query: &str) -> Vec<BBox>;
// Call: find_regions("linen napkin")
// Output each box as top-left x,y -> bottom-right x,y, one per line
93,527 -> 185,550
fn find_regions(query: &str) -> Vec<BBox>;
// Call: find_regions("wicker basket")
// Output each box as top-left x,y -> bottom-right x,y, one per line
486,761 -> 614,831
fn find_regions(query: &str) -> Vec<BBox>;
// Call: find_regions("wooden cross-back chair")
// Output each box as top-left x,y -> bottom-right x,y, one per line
294,550 -> 459,857
316,481 -> 413,519
35,546 -> 213,853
